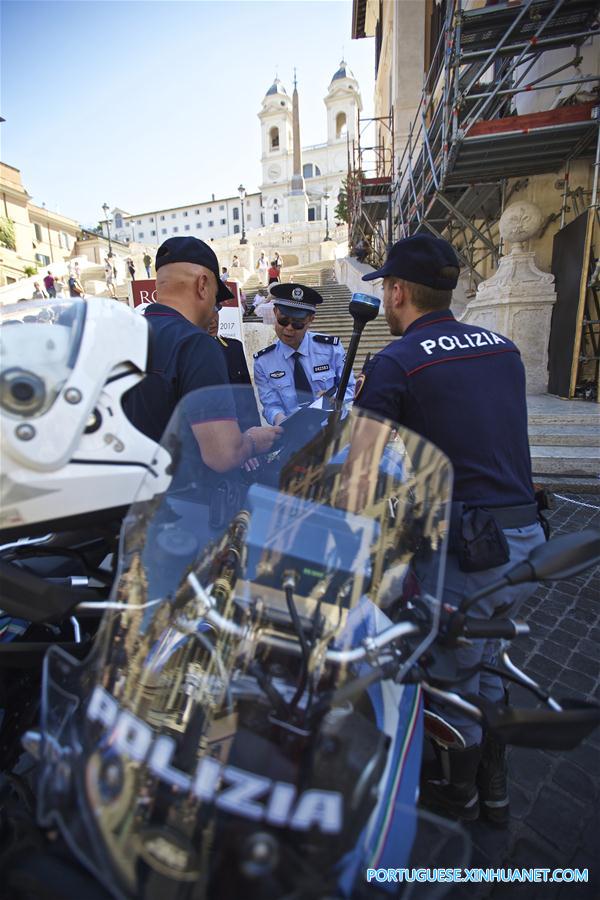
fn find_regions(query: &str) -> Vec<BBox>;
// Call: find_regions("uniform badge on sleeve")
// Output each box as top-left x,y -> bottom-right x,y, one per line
354,372 -> 367,399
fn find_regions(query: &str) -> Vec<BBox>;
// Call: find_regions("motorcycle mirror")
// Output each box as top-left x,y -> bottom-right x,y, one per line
481,698 -> 600,750
506,528 -> 600,585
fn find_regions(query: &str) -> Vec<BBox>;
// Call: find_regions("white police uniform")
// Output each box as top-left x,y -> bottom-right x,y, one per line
254,331 -> 355,424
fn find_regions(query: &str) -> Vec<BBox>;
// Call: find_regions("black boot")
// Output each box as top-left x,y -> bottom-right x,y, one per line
477,732 -> 509,826
419,744 -> 481,821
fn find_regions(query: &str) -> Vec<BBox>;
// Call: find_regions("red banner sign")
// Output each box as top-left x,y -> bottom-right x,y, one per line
129,279 -> 240,308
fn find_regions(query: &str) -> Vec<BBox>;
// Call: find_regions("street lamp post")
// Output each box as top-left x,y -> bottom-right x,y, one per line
323,191 -> 332,241
238,184 -> 248,244
102,202 -> 113,257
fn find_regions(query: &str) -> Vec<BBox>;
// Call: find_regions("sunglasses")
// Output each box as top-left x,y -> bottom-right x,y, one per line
275,314 -> 309,330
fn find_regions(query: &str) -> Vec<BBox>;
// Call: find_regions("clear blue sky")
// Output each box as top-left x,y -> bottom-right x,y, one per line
1,0 -> 374,227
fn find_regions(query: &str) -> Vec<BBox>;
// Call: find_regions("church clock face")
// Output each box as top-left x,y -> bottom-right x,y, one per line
267,164 -> 281,180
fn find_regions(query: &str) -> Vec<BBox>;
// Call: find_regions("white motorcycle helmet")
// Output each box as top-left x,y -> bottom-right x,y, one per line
0,297 -> 171,540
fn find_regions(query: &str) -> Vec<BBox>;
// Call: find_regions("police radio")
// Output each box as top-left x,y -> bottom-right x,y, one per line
335,292 -> 381,406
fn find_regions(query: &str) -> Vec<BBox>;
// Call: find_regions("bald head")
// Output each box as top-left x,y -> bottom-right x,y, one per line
155,262 -> 219,329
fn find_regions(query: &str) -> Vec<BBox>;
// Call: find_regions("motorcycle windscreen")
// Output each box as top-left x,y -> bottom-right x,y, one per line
37,384 -> 453,898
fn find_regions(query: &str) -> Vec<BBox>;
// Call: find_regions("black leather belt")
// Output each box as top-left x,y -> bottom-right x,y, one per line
485,503 -> 539,529
450,501 -> 538,534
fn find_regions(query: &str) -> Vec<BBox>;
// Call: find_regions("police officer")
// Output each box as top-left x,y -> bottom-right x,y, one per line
123,236 -> 280,468
253,282 -> 356,425
207,307 -> 261,433
352,233 -> 545,824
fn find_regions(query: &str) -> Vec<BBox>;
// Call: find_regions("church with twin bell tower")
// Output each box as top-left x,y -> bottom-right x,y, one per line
258,62 -> 362,228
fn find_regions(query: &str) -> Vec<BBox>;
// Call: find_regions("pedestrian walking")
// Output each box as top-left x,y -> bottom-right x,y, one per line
255,252 -> 269,286
68,273 -> 85,298
104,258 -> 117,299
31,282 -> 48,300
43,271 -> 56,298
127,257 -> 136,281
267,260 -> 280,285
143,252 -> 152,279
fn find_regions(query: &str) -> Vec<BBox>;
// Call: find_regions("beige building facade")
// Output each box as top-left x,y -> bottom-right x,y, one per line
0,162 -> 81,287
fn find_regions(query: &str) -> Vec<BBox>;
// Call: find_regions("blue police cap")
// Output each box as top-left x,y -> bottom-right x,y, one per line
156,237 -> 234,302
270,282 -> 323,317
362,234 -> 460,290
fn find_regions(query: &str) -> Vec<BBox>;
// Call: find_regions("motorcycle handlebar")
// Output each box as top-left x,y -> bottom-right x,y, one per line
462,617 -> 529,640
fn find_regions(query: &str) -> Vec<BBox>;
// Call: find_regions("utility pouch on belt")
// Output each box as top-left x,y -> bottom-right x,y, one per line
453,506 -> 510,573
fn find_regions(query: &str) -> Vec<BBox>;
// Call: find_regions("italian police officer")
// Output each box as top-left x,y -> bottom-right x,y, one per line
353,233 -> 545,824
124,236 -> 280,465
253,282 -> 356,425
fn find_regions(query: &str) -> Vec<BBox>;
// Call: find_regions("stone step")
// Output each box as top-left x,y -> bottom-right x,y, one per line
530,445 -> 600,477
532,475 -> 600,494
528,425 -> 600,447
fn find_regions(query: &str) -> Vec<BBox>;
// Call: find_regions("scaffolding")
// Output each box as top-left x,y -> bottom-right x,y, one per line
347,112 -> 394,267
348,0 -> 599,281
393,0 -> 600,281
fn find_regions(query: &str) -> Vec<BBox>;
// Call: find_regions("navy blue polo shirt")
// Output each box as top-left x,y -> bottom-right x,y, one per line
124,303 -> 235,443
355,310 -> 535,507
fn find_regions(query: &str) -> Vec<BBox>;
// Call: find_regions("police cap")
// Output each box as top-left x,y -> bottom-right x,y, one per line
270,282 -> 323,317
155,236 -> 234,302
362,234 -> 459,290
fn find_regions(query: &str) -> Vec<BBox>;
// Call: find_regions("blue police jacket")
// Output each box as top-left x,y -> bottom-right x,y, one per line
253,331 -> 356,424
123,303 -> 234,443
355,310 -> 535,508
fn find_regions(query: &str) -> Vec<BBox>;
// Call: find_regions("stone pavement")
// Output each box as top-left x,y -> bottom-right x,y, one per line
447,493 -> 600,900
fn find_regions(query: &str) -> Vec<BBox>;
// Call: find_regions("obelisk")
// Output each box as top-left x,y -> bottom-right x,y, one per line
288,68 -> 308,223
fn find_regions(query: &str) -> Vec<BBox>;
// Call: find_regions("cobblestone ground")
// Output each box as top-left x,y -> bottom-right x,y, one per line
447,493 -> 600,900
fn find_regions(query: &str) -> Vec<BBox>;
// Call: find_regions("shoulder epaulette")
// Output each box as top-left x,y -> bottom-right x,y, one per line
313,333 -> 340,346
254,343 -> 276,359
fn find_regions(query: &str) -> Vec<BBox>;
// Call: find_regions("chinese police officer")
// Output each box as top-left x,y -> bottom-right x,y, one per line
253,282 -> 356,425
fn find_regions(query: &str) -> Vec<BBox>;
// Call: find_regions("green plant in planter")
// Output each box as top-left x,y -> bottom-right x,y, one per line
0,217 -> 17,251
23,265 -> 38,277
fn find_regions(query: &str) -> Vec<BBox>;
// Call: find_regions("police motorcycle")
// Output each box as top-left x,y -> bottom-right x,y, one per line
0,374 -> 597,899
0,297 -> 172,769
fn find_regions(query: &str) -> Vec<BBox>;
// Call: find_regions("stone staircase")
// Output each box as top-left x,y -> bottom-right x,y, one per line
527,395 -> 600,489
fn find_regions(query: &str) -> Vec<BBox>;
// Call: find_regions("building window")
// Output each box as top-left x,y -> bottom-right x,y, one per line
308,207 -> 317,222
303,163 -> 321,179
233,207 -> 239,220
220,218 -> 226,225
207,206 -> 212,213
208,220 -> 214,227
195,209 -> 200,215
34,223 -> 43,242
219,205 -> 224,211
196,222 -> 202,229
173,226 -> 179,233
35,253 -> 50,266
162,228 -> 167,234
247,214 -> 252,221
151,230 -> 156,236
273,213 -> 279,224
137,219 -> 142,225
184,224 -> 190,231
149,216 -> 154,223
171,213 -> 176,219
160,214 -> 165,221
183,211 -> 188,217
269,126 -> 280,150
336,112 -> 347,138
115,213 -> 123,229
63,233 -> 71,249
138,232 -> 144,239
233,225 -> 240,234
57,232 -> 64,248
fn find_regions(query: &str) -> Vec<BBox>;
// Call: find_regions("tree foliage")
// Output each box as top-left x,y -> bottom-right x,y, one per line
0,217 -> 16,251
